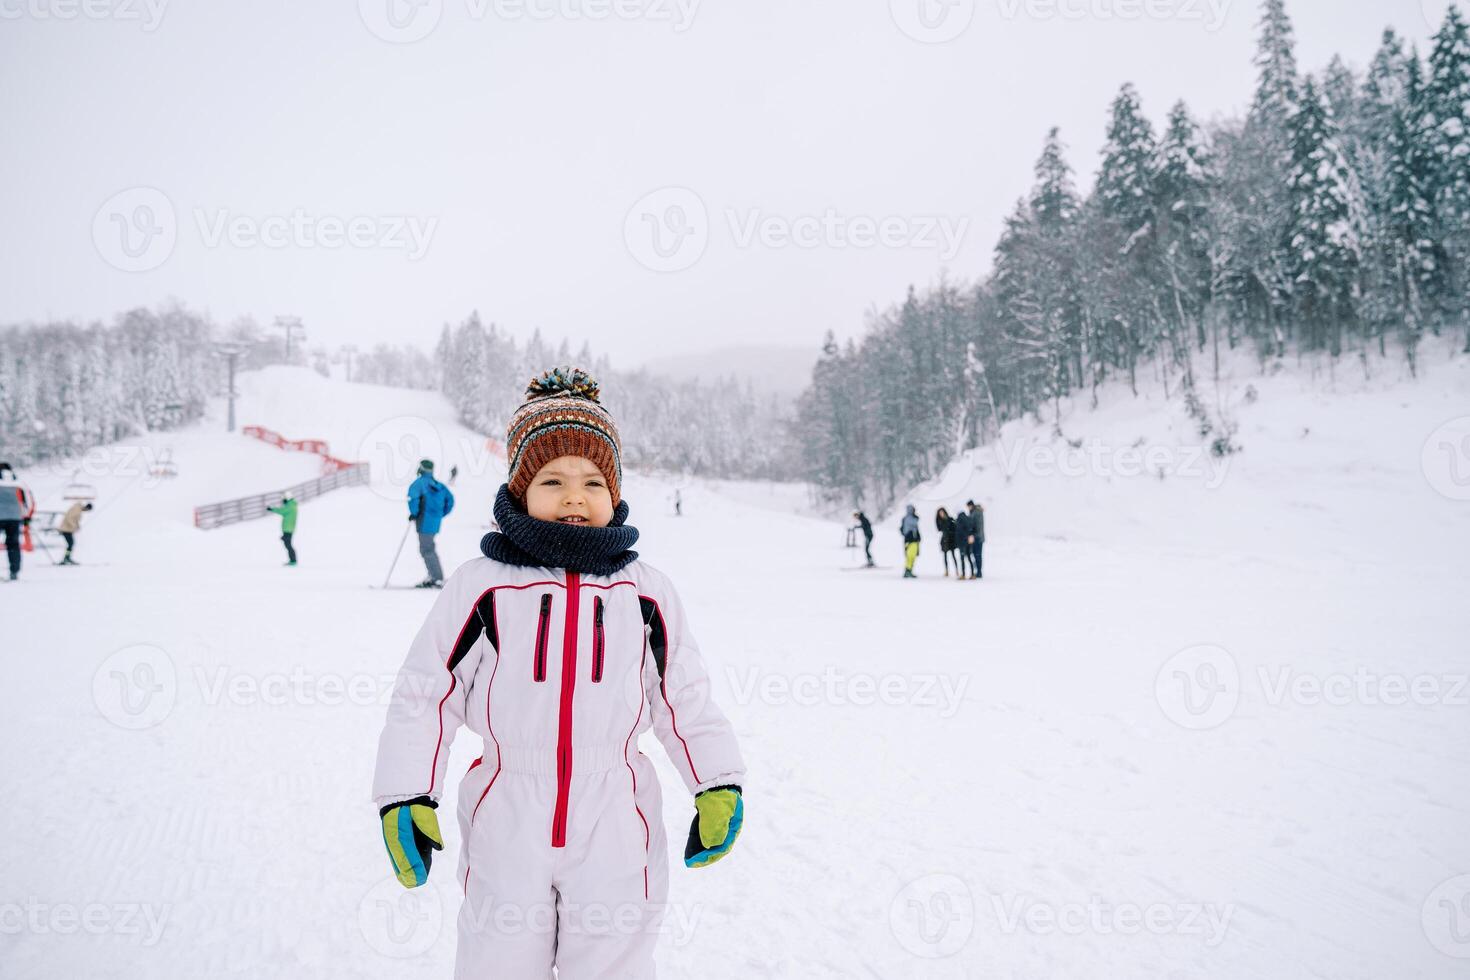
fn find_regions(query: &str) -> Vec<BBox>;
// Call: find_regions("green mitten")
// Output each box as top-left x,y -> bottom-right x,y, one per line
380,796 -> 444,888
684,785 -> 743,868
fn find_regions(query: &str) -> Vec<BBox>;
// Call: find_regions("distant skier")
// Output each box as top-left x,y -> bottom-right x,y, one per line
852,510 -> 874,567
407,459 -> 454,588
0,462 -> 35,582
964,499 -> 985,580
900,504 -> 921,579
954,505 -> 976,580
57,501 -> 94,565
936,506 -> 961,577
675,488 -> 683,516
268,494 -> 298,566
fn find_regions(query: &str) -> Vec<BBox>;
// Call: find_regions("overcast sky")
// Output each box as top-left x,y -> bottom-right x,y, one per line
0,0 -> 1452,369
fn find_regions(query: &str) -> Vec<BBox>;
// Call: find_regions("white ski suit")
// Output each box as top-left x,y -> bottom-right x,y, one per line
373,557 -> 746,979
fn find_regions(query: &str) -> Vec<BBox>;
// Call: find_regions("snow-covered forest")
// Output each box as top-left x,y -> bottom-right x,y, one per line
0,306 -> 214,464
793,0 -> 1470,511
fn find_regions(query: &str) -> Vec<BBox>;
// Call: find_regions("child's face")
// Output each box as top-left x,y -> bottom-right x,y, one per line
524,455 -> 615,528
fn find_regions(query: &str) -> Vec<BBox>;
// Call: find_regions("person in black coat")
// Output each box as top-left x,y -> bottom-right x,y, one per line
935,507 -> 960,577
964,499 -> 985,580
954,508 -> 975,579
852,511 -> 874,567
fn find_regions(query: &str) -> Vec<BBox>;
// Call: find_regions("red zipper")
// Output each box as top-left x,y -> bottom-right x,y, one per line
591,596 -> 605,682
551,570 -> 580,847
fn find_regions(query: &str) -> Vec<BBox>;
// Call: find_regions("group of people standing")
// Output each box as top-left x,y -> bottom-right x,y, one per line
852,499 -> 985,580
0,461 -> 93,581
929,501 -> 984,580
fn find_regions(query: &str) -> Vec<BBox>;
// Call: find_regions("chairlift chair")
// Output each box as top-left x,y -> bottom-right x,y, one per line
62,469 -> 97,502
150,448 -> 179,479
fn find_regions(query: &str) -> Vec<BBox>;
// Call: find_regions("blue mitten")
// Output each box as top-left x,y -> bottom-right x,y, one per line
380,796 -> 444,888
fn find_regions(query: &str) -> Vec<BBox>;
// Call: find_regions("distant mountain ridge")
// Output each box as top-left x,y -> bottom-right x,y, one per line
637,344 -> 819,404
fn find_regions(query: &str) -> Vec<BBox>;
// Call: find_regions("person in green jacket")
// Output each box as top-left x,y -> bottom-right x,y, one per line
267,494 -> 298,566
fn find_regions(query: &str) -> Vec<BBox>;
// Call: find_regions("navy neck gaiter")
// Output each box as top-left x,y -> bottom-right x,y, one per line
480,483 -> 640,576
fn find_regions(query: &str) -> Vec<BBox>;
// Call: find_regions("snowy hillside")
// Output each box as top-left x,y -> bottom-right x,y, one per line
4,352 -> 1469,979
898,340 -> 1470,572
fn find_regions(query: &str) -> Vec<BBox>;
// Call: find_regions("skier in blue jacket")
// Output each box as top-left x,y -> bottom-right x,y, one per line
407,459 -> 455,589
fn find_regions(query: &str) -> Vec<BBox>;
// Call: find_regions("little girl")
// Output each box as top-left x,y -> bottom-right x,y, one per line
373,368 -> 746,978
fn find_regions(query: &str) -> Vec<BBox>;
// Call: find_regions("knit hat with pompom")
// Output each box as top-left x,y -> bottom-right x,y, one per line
505,367 -> 623,506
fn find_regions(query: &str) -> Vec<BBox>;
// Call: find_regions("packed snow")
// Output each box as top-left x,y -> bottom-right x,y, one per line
4,343 -> 1469,978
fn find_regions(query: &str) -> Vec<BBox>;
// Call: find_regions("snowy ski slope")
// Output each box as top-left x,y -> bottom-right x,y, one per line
4,346 -> 1469,978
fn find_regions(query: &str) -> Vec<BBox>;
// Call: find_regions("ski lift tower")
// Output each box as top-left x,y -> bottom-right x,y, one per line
213,342 -> 247,433
274,315 -> 306,363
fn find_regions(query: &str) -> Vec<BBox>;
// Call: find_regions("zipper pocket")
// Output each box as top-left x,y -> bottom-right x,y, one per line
592,596 -> 605,682
533,593 -> 552,682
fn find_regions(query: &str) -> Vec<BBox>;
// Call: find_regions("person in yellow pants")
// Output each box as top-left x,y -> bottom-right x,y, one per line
900,504 -> 921,578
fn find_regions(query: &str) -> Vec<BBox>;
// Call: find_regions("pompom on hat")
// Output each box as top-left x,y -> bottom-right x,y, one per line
506,367 -> 623,506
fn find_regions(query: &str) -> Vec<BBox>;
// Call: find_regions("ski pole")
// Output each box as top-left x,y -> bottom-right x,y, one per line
32,529 -> 58,565
382,523 -> 411,588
